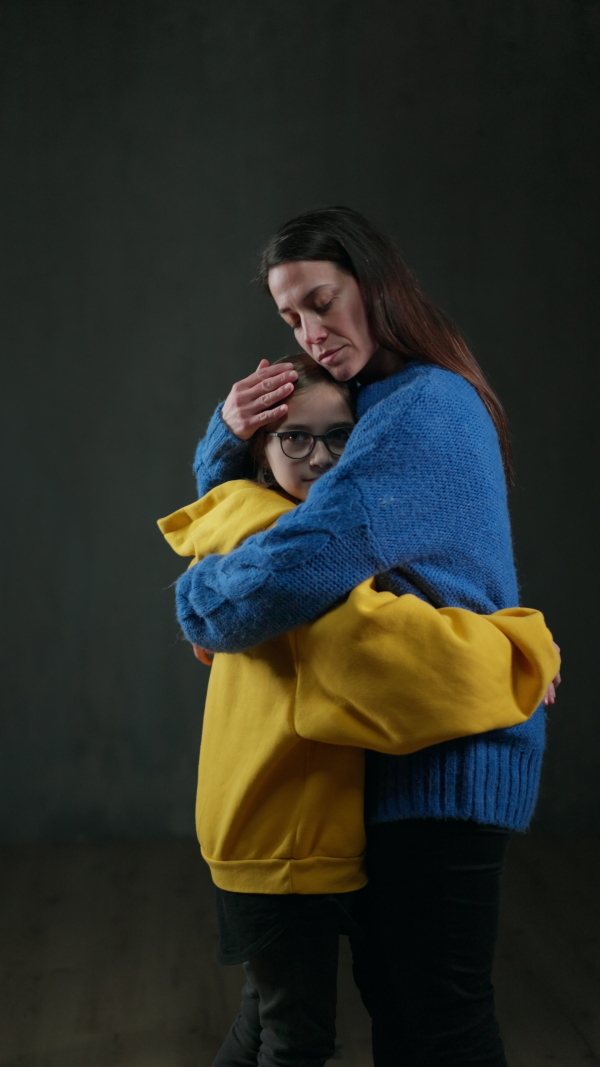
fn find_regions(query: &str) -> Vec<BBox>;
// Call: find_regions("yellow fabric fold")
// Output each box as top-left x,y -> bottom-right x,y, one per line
294,582 -> 557,754
158,480 -> 295,562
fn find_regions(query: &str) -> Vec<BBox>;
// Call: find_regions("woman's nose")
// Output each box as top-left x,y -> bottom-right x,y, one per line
301,312 -> 328,346
309,441 -> 334,470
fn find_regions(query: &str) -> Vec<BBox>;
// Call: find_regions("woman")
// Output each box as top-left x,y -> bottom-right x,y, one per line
161,352 -> 556,1067
176,207 -> 559,1065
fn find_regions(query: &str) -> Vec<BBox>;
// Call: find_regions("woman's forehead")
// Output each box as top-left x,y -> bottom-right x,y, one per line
268,260 -> 345,308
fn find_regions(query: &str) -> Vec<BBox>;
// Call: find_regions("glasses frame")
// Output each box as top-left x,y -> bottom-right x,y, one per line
266,427 -> 352,460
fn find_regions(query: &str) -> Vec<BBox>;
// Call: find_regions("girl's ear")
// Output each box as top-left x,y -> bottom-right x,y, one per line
249,432 -> 276,487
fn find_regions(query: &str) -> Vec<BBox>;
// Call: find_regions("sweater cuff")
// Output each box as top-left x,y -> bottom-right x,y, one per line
196,402 -> 244,458
193,403 -> 251,496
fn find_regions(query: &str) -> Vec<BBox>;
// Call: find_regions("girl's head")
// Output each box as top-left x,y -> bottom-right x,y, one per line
258,206 -> 512,482
251,353 -> 355,502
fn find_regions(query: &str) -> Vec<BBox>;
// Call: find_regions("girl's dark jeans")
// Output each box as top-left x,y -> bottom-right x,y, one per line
211,897 -> 341,1067
350,817 -> 511,1066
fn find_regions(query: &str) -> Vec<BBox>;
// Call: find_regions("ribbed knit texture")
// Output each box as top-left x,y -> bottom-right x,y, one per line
180,361 -> 545,832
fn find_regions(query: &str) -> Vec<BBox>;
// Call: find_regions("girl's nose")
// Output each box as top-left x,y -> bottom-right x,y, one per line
309,441 -> 334,471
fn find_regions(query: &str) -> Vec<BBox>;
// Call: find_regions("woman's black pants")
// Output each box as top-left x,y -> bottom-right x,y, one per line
350,818 -> 511,1066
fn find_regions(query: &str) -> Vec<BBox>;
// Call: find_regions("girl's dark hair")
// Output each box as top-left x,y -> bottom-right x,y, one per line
251,352 -> 355,487
258,206 -> 513,484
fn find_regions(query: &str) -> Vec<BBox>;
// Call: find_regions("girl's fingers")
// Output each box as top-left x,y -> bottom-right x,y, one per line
544,681 -> 556,706
192,645 -> 214,666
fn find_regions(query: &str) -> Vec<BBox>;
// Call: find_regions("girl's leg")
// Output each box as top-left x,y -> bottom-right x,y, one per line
211,964 -> 262,1066
350,819 -> 511,1067
216,898 -> 340,1067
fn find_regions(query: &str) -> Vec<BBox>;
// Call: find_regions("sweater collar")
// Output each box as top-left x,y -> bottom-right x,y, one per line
356,360 -> 427,418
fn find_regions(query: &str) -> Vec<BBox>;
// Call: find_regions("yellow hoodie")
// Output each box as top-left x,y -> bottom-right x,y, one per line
158,480 -> 559,895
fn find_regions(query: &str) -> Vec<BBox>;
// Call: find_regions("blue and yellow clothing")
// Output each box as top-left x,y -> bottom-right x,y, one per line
159,479 -> 558,893
174,362 -> 549,831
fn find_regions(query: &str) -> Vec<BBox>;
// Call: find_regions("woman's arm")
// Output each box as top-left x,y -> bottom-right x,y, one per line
194,404 -> 253,497
176,470 -> 382,651
177,369 -> 516,653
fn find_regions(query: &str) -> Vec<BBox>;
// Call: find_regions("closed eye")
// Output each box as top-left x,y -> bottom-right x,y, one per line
289,299 -> 332,330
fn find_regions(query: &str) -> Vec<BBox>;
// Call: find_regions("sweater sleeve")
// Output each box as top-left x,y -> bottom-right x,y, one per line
193,403 -> 254,497
176,370 -> 514,653
175,465 -> 384,652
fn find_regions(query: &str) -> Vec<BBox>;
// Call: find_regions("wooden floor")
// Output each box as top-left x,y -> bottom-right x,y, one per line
0,836 -> 599,1066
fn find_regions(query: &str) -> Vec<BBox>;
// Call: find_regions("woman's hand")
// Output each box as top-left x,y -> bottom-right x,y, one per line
544,642 -> 561,705
221,359 -> 298,440
192,645 -> 214,667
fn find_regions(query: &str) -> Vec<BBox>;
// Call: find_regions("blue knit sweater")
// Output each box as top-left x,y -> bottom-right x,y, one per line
176,361 -> 545,831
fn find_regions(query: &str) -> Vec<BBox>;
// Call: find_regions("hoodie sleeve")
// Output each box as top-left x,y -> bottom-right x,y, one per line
292,583 -> 560,753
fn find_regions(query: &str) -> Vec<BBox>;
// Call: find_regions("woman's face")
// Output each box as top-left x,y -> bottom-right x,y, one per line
261,382 -> 354,502
268,260 -> 377,382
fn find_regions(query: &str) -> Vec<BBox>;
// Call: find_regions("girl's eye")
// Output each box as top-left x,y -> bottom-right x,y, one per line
283,432 -> 310,443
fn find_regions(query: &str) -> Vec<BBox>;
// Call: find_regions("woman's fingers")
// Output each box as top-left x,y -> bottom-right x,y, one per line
250,363 -> 297,396
253,378 -> 296,409
221,361 -> 297,439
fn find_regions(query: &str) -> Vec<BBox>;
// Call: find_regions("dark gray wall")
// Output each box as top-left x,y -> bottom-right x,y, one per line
2,0 -> 598,840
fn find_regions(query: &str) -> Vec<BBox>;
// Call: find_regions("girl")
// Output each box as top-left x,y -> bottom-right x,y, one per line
160,352 -> 558,1067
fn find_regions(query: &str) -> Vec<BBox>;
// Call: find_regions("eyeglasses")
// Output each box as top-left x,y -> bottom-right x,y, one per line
266,427 -> 352,459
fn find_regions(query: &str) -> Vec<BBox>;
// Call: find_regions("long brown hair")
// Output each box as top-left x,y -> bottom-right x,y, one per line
250,352 -> 355,487
258,206 -> 513,484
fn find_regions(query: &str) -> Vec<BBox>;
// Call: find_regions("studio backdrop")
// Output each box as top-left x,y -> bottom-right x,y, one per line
2,0 -> 598,840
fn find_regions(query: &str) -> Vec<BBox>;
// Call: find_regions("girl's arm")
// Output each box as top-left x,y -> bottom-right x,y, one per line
293,586 -> 560,752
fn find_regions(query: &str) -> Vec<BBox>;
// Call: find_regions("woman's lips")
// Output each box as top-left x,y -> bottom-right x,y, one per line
316,346 -> 344,365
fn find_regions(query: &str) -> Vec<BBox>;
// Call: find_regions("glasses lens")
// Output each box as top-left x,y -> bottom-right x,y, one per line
281,431 -> 313,458
325,429 -> 352,456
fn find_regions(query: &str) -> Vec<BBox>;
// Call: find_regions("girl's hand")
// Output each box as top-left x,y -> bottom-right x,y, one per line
221,359 -> 298,440
544,642 -> 561,705
192,645 -> 214,667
